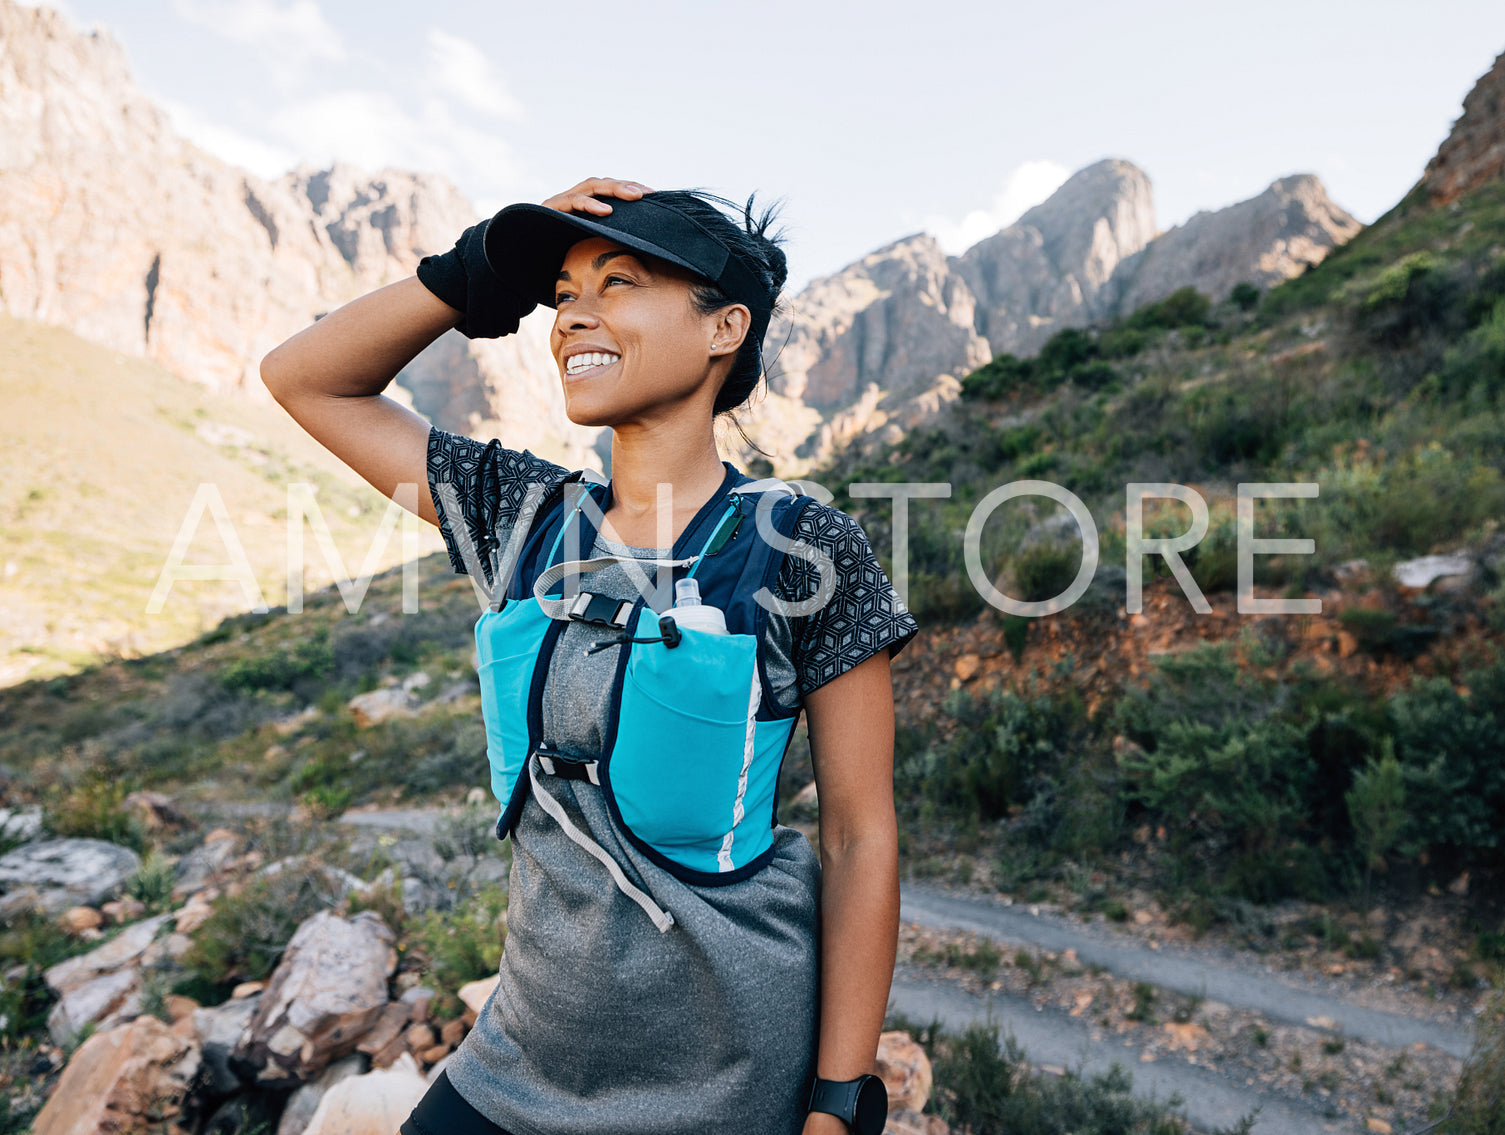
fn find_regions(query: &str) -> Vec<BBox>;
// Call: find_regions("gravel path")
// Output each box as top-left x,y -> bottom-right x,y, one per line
901,883 -> 1474,1059
890,973 -> 1360,1135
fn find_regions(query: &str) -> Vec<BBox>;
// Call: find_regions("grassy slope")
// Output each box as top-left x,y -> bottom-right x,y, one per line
0,315 -> 450,684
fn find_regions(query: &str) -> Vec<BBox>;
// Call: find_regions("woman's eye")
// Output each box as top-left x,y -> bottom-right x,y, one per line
605,275 -> 632,286
555,292 -> 575,305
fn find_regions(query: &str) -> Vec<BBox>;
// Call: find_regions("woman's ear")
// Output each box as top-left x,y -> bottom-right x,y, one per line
709,304 -> 750,358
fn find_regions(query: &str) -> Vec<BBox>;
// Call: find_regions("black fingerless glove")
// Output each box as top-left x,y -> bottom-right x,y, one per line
417,219 -> 536,339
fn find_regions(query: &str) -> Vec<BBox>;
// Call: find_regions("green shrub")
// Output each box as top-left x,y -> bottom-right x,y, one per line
126,849 -> 177,914
411,886 -> 507,1018
44,773 -> 147,852
221,626 -> 334,693
1441,980 -> 1505,1134
1229,282 -> 1261,311
178,860 -> 347,996
1125,287 -> 1213,333
1011,541 -> 1083,604
928,1021 -> 1198,1135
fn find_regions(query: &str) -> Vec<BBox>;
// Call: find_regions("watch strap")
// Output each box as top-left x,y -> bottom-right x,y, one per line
808,1074 -> 887,1135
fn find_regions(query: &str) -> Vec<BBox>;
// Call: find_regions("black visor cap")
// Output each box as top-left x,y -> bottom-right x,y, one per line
482,195 -> 772,342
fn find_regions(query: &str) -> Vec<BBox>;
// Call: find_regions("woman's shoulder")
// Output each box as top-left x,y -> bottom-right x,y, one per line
426,423 -> 574,493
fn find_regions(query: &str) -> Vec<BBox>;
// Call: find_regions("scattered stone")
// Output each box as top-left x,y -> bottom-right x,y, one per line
401,671 -> 432,693
1392,553 -> 1473,590
172,832 -> 239,897
277,1053 -> 367,1135
45,914 -> 171,995
0,805 -> 43,843
1447,871 -> 1470,897
357,1002 -> 412,1059
1366,1120 -> 1394,1135
192,994 -> 261,1096
418,1043 -> 449,1064
122,791 -> 192,832
302,1053 -> 428,1135
32,1016 -> 200,1135
257,856 -> 369,900
0,838 -> 141,918
174,889 -> 218,934
876,1030 -> 933,1114
404,1023 -> 436,1051
232,981 -> 265,999
234,910 -> 397,1083
61,905 -> 104,934
347,688 -> 417,728
163,995 -> 200,1023
47,967 -> 142,1045
1163,1021 -> 1209,1053
458,975 -> 499,1017
102,897 -> 147,924
953,653 -> 980,681
885,1111 -> 950,1135
439,1018 -> 466,1047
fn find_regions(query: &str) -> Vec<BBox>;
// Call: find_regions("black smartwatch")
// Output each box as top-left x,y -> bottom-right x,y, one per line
807,1074 -> 887,1134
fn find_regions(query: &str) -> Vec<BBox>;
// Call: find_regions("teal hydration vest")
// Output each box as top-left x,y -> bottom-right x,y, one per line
475,462 -> 817,929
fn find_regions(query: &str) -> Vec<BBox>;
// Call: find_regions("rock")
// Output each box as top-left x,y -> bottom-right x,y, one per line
1393,553 -> 1474,590
121,791 -> 191,832
302,1053 -> 428,1135
1162,1020 -> 1209,1052
192,993 -> 261,1096
256,856 -> 368,900
1366,1119 -> 1394,1135
404,1023 -> 436,1051
418,1043 -> 449,1064
172,832 -> 239,897
174,889 -> 218,934
163,995 -> 199,1023
47,967 -> 142,1045
102,897 -> 147,924
876,1030 -> 933,1114
457,974 -> 499,1017
1448,871 -> 1471,897
953,653 -> 980,682
61,905 -> 104,934
356,1001 -> 412,1058
1107,175 -> 1360,314
0,804 -> 43,842
347,688 -> 417,727
32,1016 -> 199,1135
234,910 -> 397,1084
439,1018 -> 466,1047
45,914 -> 171,994
277,1053 -> 368,1135
0,838 -> 141,917
1423,50 -> 1505,205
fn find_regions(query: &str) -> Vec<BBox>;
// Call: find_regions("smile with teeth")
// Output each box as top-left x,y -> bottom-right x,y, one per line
565,351 -> 621,376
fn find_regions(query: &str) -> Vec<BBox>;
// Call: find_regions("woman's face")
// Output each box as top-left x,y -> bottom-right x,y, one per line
549,236 -> 734,429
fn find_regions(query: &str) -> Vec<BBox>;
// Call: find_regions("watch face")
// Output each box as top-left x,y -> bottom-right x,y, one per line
853,1075 -> 888,1135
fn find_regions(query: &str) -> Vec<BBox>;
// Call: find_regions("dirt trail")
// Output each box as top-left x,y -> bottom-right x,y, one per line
891,973 -> 1357,1135
900,884 -> 1474,1060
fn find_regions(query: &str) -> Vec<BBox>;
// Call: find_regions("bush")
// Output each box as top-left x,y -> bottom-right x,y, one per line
928,1021 -> 1196,1135
411,886 -> 507,1018
44,773 -> 147,852
1229,282 -> 1260,311
1124,287 -> 1213,333
1011,541 -> 1084,605
177,860 -> 348,997
221,626 -> 334,694
1441,980 -> 1505,1134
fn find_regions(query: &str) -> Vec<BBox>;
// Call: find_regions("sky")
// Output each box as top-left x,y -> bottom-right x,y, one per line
24,0 -> 1505,290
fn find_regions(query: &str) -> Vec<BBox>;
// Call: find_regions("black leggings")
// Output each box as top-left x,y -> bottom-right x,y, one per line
401,1070 -> 516,1135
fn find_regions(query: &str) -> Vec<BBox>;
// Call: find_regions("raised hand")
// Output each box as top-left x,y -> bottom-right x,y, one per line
542,177 -> 655,217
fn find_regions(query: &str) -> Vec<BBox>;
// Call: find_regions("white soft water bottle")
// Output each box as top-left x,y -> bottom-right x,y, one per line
669,578 -> 727,635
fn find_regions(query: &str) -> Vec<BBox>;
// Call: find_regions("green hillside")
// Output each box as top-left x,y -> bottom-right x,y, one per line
0,316 -> 450,685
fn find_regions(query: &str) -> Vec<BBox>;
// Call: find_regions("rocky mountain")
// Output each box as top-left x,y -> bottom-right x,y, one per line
750,159 -> 1358,472
0,0 -> 600,468
1422,49 -> 1505,205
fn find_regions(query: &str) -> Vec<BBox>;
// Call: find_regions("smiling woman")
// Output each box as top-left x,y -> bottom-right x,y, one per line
258,178 -> 916,1135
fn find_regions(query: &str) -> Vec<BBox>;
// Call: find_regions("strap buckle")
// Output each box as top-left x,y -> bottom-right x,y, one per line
567,591 -> 632,628
535,745 -> 601,786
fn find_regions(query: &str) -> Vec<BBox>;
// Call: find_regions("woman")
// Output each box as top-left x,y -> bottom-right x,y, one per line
260,177 -> 916,1135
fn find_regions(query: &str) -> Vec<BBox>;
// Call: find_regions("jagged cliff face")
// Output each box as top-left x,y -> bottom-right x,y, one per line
1423,50 -> 1505,205
743,158 -> 1359,473
1107,174 -> 1361,315
0,1 -> 600,467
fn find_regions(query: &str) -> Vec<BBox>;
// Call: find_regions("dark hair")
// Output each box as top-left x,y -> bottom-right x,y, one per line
644,189 -> 788,418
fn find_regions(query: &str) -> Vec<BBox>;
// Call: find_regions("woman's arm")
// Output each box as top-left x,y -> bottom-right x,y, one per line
801,648 -> 901,1135
260,277 -> 461,527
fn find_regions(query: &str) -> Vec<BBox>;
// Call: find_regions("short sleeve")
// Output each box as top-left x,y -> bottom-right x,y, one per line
771,502 -> 919,699
426,425 -> 570,590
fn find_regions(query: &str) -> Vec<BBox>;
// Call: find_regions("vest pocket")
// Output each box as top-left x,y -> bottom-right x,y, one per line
475,602 -> 552,820
610,620 -> 761,874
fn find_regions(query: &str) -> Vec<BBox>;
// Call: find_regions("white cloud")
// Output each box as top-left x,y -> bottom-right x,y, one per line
159,96 -> 296,179
923,160 -> 1071,254
173,0 -> 345,81
426,29 -> 522,120
266,89 -> 521,194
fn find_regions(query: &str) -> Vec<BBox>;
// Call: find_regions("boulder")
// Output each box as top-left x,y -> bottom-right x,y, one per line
45,913 -> 171,994
457,974 -> 499,1017
192,993 -> 261,1096
876,1030 -> 934,1114
60,905 -> 104,934
0,838 -> 140,917
277,1053 -> 368,1135
172,831 -> 239,897
347,688 -> 417,727
32,1015 -> 200,1135
302,1053 -> 429,1135
47,967 -> 142,1046
0,805 -> 43,842
122,791 -> 192,832
234,910 -> 397,1083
